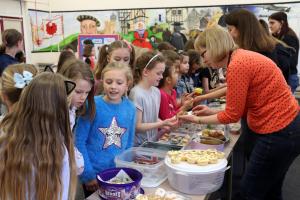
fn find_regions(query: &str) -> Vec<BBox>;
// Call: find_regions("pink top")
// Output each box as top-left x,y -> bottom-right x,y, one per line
159,89 -> 178,120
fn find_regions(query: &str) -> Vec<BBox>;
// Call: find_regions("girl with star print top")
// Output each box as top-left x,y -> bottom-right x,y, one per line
75,62 -> 136,197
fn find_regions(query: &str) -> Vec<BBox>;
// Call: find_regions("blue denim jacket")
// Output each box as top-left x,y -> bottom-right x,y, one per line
176,75 -> 194,98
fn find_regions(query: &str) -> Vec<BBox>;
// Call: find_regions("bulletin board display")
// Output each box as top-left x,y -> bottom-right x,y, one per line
78,34 -> 120,60
0,16 -> 24,50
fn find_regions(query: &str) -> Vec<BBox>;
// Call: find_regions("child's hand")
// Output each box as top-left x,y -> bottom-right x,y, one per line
85,179 -> 99,191
181,92 -> 194,103
163,116 -> 178,127
181,97 -> 194,111
192,105 -> 214,116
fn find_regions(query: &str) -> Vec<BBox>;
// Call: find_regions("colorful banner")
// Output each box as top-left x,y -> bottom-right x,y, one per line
28,3 -> 300,52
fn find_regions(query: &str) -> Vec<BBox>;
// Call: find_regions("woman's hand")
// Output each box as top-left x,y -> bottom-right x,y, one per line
85,179 -> 99,192
178,114 -> 201,124
192,105 -> 215,116
193,95 -> 206,105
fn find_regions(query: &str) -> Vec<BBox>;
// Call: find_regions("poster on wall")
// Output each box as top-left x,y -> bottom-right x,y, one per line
78,34 -> 120,61
28,3 -> 300,53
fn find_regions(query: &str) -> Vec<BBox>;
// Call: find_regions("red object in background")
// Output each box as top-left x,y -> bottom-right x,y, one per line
132,31 -> 153,49
35,38 -> 42,46
46,21 -> 57,35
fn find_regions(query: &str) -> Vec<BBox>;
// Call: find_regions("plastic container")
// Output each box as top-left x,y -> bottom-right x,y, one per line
115,147 -> 167,188
165,155 -> 229,195
96,167 -> 142,200
140,141 -> 182,152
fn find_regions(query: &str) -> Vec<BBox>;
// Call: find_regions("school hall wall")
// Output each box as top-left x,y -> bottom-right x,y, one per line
49,0 -> 300,11
2,0 -> 300,65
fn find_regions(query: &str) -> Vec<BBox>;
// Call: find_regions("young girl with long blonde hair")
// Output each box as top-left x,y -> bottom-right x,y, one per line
0,72 -> 77,200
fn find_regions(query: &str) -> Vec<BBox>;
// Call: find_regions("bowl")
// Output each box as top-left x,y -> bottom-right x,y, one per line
96,167 -> 142,200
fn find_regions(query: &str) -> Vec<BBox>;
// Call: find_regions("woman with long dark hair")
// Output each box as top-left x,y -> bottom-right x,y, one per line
269,11 -> 299,93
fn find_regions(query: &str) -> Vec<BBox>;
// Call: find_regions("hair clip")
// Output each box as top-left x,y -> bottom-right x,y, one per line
64,80 -> 76,95
177,50 -> 184,54
14,71 -> 33,89
44,65 -> 54,73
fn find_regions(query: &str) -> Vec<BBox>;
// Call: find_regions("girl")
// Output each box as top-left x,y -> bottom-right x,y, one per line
57,50 -> 76,72
158,59 -> 193,120
75,62 -> 136,196
94,40 -> 135,94
58,59 -> 95,176
269,11 -> 299,93
0,72 -> 77,200
58,59 -> 95,130
175,51 -> 194,98
161,50 -> 181,69
0,29 -> 23,76
1,64 -> 38,114
187,50 -> 210,94
129,52 -> 177,146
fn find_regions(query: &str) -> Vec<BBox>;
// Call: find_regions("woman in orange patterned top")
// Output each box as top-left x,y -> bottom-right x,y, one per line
179,25 -> 300,200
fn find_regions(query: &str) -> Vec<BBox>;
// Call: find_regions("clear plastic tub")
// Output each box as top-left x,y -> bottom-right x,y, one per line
115,147 -> 167,188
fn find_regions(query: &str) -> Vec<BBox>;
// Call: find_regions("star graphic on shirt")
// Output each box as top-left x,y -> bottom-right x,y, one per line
99,117 -> 127,149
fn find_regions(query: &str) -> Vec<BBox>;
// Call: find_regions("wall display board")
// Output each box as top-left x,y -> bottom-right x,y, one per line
78,34 -> 119,60
0,16 -> 24,48
28,3 -> 300,52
